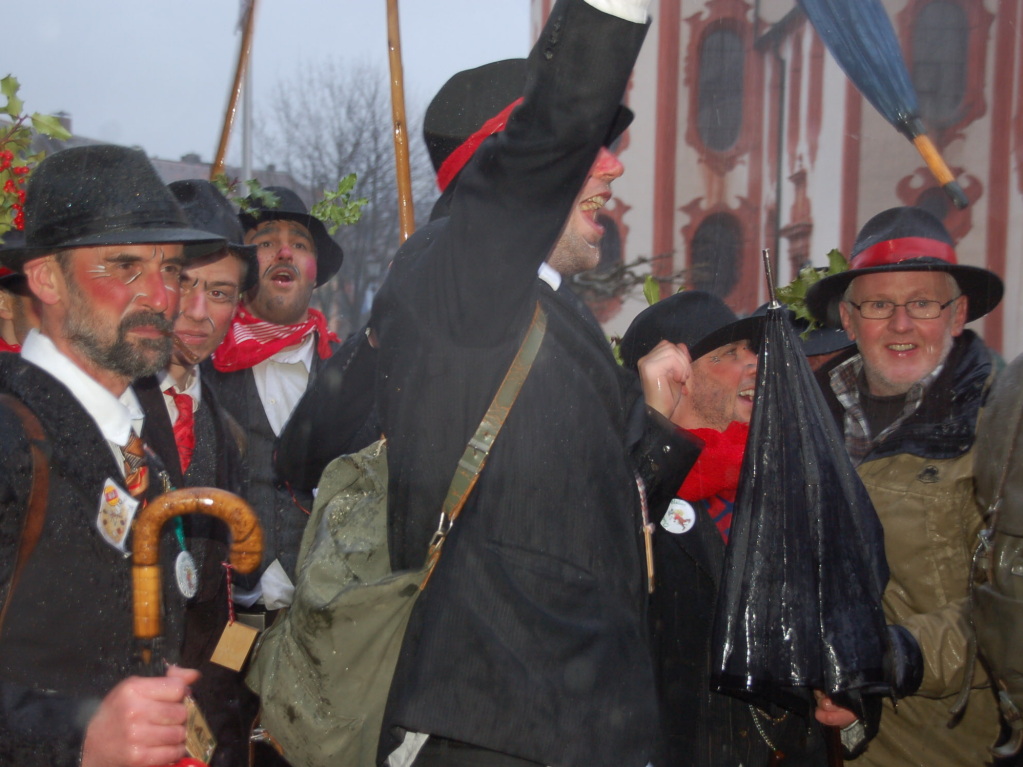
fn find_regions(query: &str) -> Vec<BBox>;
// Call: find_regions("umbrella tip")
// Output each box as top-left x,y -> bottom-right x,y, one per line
761,249 -> 781,307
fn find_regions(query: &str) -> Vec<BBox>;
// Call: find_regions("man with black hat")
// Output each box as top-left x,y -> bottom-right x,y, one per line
806,206 -> 1005,766
620,292 -> 827,767
371,2 -> 701,767
132,178 -> 259,767
0,145 -> 225,767
204,186 -> 343,613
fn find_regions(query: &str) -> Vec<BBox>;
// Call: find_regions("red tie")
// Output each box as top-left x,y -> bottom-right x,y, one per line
167,387 -> 195,475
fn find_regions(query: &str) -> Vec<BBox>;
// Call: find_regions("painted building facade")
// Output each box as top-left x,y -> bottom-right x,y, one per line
531,0 -> 1023,356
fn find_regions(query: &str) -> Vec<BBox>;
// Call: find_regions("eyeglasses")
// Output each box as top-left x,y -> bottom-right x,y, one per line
847,297 -> 958,320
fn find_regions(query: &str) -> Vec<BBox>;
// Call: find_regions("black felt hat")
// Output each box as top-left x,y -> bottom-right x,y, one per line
751,303 -> 853,357
0,145 -> 225,272
424,58 -> 633,183
620,291 -> 763,371
806,206 -> 1003,324
169,179 -> 258,292
238,186 -> 344,287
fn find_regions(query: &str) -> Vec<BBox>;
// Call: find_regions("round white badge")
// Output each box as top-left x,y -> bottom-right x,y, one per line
175,550 -> 199,599
661,498 -> 697,535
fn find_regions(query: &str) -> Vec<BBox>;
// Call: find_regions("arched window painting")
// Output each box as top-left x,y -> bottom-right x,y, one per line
697,26 -> 745,152
911,1 -> 967,127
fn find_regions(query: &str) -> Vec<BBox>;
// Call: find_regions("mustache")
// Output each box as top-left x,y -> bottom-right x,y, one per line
120,311 -> 174,335
263,263 -> 299,279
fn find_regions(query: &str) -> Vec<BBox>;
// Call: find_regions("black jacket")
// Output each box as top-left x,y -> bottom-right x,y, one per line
372,3 -> 699,765
0,355 -> 192,766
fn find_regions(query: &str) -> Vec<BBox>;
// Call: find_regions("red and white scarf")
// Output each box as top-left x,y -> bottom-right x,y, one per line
212,302 -> 338,372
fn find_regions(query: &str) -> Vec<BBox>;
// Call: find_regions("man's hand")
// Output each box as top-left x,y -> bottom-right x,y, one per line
637,340 -> 691,420
813,690 -> 858,728
81,665 -> 200,767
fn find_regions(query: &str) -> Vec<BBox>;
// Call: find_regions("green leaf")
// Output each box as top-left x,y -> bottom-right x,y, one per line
827,248 -> 850,274
311,173 -> 367,235
0,76 -> 22,118
30,112 -> 71,140
642,275 -> 660,306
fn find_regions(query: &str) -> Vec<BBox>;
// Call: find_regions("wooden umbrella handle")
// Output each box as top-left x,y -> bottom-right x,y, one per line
911,134 -> 968,210
132,488 -> 263,640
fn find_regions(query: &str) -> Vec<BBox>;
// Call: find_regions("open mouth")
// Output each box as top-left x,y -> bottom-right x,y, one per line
266,264 -> 299,285
887,343 -> 916,353
739,387 -> 755,401
578,193 -> 610,237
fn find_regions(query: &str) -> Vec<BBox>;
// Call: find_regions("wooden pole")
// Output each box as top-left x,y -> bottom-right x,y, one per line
387,0 -> 416,243
211,0 -> 259,180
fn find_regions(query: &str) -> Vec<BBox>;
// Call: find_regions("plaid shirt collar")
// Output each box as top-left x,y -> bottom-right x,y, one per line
828,353 -> 944,464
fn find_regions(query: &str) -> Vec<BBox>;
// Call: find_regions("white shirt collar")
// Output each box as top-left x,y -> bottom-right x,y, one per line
21,328 -> 143,446
538,261 -> 562,290
271,332 -> 316,371
159,366 -> 202,405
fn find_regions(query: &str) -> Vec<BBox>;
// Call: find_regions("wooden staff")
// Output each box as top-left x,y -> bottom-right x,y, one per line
211,0 -> 259,180
387,0 -> 416,243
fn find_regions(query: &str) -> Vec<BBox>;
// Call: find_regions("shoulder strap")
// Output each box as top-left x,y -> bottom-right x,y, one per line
422,302 -> 547,584
0,393 -> 51,637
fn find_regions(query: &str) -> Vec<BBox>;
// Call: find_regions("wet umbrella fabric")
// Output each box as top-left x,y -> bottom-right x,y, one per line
711,305 -> 890,712
795,0 -> 967,208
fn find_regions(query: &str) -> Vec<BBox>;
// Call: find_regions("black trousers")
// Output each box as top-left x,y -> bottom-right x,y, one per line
412,737 -> 545,767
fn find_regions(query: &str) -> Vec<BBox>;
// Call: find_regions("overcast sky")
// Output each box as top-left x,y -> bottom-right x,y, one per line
5,1 -> 531,165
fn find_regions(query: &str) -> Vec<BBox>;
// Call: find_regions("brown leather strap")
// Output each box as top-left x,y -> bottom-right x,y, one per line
0,393 -> 50,637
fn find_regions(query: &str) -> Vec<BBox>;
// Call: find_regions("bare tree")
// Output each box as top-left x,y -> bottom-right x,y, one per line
258,60 -> 438,337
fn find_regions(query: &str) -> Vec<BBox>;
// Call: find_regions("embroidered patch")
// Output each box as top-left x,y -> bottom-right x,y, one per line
661,498 -> 697,534
96,478 -> 139,553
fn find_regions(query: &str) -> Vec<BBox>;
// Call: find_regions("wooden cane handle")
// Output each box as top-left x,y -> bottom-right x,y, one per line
132,488 -> 263,639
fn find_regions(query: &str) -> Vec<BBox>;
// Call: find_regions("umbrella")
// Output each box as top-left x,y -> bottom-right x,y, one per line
711,252 -> 890,718
132,486 -> 263,767
797,0 -> 968,209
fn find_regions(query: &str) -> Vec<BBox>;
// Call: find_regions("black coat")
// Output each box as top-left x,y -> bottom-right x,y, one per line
372,3 -> 698,765
650,495 -> 827,767
0,355 -> 191,766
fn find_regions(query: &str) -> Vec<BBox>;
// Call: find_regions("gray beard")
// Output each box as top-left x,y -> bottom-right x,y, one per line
65,303 -> 173,380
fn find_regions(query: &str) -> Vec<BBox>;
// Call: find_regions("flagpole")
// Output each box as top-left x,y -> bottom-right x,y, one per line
212,0 -> 258,180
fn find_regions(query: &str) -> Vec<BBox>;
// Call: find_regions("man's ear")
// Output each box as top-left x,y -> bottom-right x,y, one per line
838,300 -> 856,341
950,294 -> 968,337
23,256 -> 65,306
0,288 -> 13,321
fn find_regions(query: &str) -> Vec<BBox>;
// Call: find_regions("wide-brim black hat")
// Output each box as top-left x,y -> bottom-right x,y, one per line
0,145 -> 226,272
424,58 -> 633,182
806,206 -> 1003,324
238,185 -> 344,287
169,179 -> 259,293
752,303 -> 853,357
620,290 -> 764,371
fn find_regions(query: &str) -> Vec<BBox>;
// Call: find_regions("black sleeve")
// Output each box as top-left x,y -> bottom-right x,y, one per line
630,405 -> 704,513
0,679 -> 98,767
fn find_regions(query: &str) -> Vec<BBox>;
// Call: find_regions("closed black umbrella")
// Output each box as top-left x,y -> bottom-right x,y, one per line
711,257 -> 890,717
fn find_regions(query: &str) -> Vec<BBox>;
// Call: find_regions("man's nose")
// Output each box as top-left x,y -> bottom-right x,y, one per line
275,242 -> 294,260
181,286 -> 207,320
139,266 -> 172,313
592,146 -> 624,181
888,304 -> 915,331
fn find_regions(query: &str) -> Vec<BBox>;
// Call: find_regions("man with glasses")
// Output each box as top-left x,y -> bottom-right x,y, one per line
804,206 -> 1006,766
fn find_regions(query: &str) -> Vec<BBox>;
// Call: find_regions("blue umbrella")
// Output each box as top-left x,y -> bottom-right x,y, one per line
797,0 -> 968,209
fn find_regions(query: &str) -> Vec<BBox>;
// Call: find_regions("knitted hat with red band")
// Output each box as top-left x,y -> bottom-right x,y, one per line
806,206 -> 1003,324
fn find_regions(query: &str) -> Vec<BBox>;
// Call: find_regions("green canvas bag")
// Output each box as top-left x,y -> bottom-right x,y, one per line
246,304 -> 546,767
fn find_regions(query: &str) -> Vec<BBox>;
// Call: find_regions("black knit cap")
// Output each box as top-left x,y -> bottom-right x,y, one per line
168,179 -> 258,292
620,291 -> 763,371
238,186 -> 344,287
0,145 -> 225,271
806,206 -> 1003,324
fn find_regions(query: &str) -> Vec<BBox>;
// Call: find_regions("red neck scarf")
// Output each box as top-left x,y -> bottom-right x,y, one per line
212,302 -> 338,372
0,339 -> 21,354
678,421 -> 749,502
